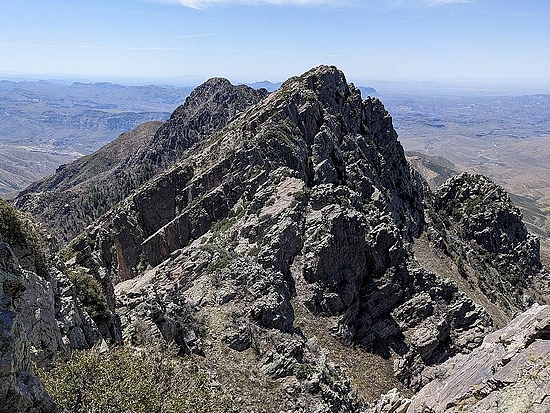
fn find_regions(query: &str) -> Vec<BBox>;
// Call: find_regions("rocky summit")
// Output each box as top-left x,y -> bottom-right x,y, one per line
1,65 -> 549,412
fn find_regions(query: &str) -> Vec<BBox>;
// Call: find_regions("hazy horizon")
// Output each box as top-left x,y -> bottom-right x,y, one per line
1,71 -> 548,96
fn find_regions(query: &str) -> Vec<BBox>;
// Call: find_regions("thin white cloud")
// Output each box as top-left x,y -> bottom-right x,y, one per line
215,48 -> 285,55
0,41 -> 187,52
162,0 -> 341,10
177,33 -> 218,38
425,0 -> 472,5
387,0 -> 472,7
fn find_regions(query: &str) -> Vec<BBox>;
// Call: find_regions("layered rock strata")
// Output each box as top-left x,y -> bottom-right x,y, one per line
408,303 -> 550,412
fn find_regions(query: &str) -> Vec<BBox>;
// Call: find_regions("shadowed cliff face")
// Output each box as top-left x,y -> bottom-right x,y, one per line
4,66 -> 547,412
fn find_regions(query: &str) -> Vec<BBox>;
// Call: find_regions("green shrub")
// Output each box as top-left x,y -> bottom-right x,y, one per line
0,199 -> 49,277
0,199 -> 28,245
38,343 -> 238,413
67,269 -> 111,322
247,245 -> 261,256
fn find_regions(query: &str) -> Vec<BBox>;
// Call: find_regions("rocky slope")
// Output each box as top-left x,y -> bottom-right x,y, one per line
14,81 -> 268,245
2,65 -> 548,412
371,304 -> 550,413
409,303 -> 550,412
14,121 -> 162,244
426,172 -> 547,316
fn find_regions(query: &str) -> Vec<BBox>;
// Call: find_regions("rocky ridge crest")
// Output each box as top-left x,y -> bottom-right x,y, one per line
59,66 -> 499,409
15,81 -> 267,245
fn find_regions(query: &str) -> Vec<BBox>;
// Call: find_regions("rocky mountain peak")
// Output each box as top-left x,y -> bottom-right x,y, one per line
175,76 -> 266,116
132,76 -> 268,169
434,172 -> 531,252
2,66 -> 548,412
280,65 -> 352,107
192,76 -> 233,90
256,65 -> 364,140
51,66 -> 491,404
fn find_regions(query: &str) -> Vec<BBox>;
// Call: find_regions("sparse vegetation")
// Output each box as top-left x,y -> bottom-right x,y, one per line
58,246 -> 77,263
0,199 -> 30,245
200,243 -> 236,274
247,245 -> 261,256
291,188 -> 311,207
0,198 -> 49,277
67,269 -> 111,322
38,343 -> 238,413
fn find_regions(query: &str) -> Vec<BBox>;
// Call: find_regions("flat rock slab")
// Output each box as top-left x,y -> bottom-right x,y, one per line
408,304 -> 550,412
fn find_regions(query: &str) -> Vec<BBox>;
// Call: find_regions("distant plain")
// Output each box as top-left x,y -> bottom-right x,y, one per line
382,91 -> 550,262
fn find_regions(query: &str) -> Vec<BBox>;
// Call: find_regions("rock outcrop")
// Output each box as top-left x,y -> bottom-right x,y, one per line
408,303 -> 550,412
51,66 -> 510,410
426,172 -> 547,315
0,200 -> 100,412
1,242 -> 56,413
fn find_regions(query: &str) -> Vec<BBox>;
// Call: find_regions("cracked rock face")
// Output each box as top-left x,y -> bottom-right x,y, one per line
427,172 -> 546,315
407,304 -> 550,413
0,202 -> 100,412
0,243 -> 57,412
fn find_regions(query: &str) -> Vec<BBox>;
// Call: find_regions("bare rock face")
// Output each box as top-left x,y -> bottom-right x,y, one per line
367,388 -> 411,413
0,201 -> 100,412
408,304 -> 550,413
391,269 -> 492,390
0,242 -> 57,412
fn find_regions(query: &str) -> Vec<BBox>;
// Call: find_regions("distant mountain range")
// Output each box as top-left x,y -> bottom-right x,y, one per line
0,80 -> 193,198
245,80 -> 282,91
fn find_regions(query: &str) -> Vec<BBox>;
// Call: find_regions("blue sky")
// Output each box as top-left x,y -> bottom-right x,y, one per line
1,0 -> 548,89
